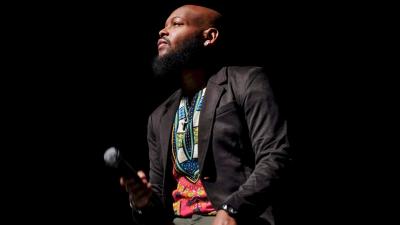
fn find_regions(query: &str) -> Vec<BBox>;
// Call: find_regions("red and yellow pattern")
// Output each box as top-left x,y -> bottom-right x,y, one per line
172,169 -> 216,217
171,88 -> 215,217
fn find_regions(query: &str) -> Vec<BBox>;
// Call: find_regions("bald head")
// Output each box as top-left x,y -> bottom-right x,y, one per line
154,3 -> 224,75
169,4 -> 222,29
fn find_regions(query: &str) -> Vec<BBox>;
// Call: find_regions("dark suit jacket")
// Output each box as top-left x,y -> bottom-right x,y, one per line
137,66 -> 290,225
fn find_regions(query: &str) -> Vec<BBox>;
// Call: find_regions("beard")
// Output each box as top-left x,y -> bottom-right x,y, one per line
152,36 -> 205,78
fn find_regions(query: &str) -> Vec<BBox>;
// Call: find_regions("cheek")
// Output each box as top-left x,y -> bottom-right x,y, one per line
169,31 -> 194,48
170,35 -> 183,49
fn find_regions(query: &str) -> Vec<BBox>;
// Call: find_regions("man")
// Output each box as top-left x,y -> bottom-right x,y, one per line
121,4 -> 290,225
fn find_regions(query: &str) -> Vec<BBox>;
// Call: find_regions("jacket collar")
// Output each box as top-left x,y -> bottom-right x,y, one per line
159,67 -> 227,173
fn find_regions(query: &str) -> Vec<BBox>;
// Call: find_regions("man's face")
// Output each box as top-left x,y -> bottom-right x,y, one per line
152,5 -> 221,77
157,6 -> 206,57
152,5 -> 210,77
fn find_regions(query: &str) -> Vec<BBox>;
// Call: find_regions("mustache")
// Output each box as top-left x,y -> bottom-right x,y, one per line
159,37 -> 171,45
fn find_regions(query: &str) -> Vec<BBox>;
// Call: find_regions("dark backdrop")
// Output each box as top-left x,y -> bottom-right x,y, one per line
4,0 -> 381,224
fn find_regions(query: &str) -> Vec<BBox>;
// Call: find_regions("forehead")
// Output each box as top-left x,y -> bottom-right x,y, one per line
166,5 -> 205,24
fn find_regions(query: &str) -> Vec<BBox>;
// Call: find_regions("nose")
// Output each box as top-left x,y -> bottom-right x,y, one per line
159,27 -> 168,38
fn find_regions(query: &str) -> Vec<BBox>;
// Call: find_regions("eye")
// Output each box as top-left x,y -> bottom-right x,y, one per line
173,22 -> 183,26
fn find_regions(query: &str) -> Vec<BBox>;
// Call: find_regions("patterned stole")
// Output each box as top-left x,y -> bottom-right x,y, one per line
172,88 -> 206,183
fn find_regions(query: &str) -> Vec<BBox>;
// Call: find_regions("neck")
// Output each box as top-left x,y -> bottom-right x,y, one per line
180,68 -> 208,97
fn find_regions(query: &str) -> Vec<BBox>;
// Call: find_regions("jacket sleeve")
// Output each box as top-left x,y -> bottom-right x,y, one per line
223,67 -> 291,217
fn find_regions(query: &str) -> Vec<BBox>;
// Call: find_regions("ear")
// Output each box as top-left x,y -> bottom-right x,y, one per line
202,28 -> 219,47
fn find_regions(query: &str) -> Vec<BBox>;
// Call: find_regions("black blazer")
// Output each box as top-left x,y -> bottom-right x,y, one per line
140,66 -> 290,225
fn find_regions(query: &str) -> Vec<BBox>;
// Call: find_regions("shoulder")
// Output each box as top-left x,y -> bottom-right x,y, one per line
226,65 -> 265,74
217,66 -> 274,105
224,66 -> 267,84
221,65 -> 270,91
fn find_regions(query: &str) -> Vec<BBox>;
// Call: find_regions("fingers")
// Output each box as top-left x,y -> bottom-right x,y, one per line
121,170 -> 148,183
212,210 -> 237,225
119,171 -> 152,208
120,170 -> 148,189
137,170 -> 146,179
120,177 -> 126,186
131,183 -> 152,203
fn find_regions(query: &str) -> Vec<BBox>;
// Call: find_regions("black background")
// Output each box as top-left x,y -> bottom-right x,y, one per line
3,0 -> 387,224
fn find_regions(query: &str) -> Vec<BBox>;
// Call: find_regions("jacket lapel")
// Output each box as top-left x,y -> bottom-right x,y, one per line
198,69 -> 227,173
159,90 -> 182,171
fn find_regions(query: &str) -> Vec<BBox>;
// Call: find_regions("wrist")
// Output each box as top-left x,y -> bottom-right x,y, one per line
220,203 -> 239,219
129,199 -> 143,214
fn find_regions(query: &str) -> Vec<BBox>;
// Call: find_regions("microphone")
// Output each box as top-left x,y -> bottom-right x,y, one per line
104,147 -> 140,182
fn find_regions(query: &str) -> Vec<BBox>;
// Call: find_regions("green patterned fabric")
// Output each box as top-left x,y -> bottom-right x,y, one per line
172,88 -> 206,183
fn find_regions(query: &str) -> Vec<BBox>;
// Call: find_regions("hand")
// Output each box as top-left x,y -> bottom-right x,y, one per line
212,210 -> 237,225
120,170 -> 152,208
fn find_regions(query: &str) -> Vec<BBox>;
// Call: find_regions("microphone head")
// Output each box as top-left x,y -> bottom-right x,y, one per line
104,147 -> 120,168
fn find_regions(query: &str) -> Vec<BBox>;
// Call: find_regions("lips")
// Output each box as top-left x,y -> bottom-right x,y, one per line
157,38 -> 170,55
157,39 -> 169,47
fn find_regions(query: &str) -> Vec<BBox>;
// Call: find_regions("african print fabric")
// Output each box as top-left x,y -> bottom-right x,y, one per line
171,88 -> 216,217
